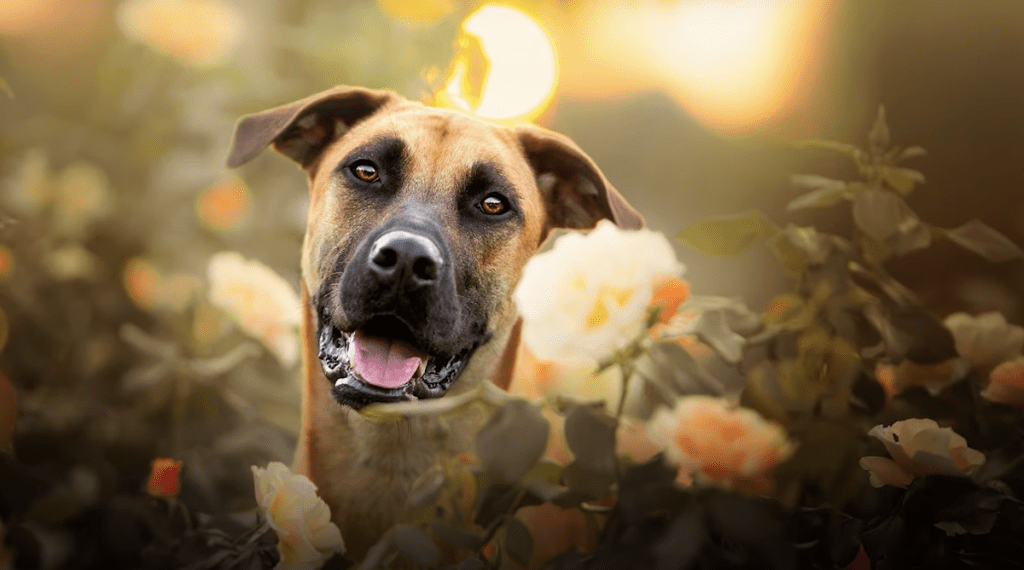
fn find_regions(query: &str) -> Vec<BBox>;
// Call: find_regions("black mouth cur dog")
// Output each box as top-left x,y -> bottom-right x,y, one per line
227,86 -> 643,560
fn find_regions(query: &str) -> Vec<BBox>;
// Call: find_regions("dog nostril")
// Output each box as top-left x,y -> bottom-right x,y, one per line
412,256 -> 438,281
372,247 -> 398,269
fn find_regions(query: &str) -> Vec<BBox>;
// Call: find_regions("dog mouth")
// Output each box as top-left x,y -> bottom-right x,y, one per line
317,314 -> 479,409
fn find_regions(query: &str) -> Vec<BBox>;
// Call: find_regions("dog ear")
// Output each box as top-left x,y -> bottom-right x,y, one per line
226,86 -> 398,169
516,124 -> 645,233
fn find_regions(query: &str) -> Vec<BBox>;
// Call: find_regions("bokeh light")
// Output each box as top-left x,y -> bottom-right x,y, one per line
442,4 -> 558,122
196,177 -> 252,233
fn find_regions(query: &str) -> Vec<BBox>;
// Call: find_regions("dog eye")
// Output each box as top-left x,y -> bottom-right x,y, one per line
479,194 -> 510,216
350,161 -> 379,183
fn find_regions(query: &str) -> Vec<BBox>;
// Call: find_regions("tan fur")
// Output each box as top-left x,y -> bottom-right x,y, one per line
227,87 -> 643,562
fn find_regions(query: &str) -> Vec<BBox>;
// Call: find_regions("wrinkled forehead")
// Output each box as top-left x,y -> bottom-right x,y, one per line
314,104 -> 534,190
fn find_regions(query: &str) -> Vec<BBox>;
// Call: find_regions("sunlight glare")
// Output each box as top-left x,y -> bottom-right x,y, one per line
443,4 -> 558,122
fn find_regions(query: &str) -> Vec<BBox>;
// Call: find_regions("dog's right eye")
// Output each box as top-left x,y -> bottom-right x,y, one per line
350,161 -> 379,183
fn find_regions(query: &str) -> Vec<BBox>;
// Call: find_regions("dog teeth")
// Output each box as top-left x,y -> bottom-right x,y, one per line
416,360 -> 427,378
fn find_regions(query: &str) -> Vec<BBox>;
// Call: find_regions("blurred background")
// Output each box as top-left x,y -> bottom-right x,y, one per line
1,0 -> 1023,534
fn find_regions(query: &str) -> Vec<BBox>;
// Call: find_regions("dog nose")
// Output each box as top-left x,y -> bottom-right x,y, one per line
368,230 -> 443,286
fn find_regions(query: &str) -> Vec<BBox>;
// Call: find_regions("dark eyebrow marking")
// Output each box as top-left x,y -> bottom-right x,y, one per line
335,135 -> 407,174
460,162 -> 517,201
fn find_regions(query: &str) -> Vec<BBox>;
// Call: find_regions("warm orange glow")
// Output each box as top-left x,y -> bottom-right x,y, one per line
197,177 -> 251,232
123,257 -> 162,310
556,0 -> 833,132
376,0 -> 455,25
0,247 -> 13,281
441,4 -> 558,123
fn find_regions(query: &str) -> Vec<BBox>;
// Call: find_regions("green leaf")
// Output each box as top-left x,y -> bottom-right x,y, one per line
636,340 -> 726,398
791,139 -> 865,163
392,524 -> 442,569
881,166 -> 925,195
503,517 -> 534,567
868,105 -> 890,155
852,190 -> 904,241
677,210 -> 778,257
475,400 -> 549,484
895,146 -> 927,163
564,404 -> 617,477
768,225 -> 831,275
786,185 -> 850,211
942,219 -> 1024,262
686,309 -> 745,364
888,216 -> 931,256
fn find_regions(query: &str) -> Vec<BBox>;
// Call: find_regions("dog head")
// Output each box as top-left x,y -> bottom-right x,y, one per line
228,86 -> 642,408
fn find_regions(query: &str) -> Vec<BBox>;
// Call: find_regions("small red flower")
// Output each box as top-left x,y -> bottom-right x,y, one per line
147,458 -> 182,499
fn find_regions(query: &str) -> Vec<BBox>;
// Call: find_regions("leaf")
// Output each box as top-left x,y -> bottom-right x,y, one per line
475,400 -> 549,484
791,139 -> 865,163
881,166 -> 925,195
430,519 -> 484,550
895,146 -> 927,162
392,524 -> 442,569
563,405 -> 616,477
677,210 -> 778,257
868,105 -> 890,154
888,216 -> 932,256
503,517 -> 533,567
943,219 -> 1024,262
786,185 -> 850,211
769,225 -> 831,276
636,340 -> 726,398
852,190 -> 904,242
791,174 -> 847,193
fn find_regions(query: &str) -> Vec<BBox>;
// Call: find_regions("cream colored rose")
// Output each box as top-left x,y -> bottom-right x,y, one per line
645,396 -> 794,492
944,311 -> 1024,369
514,220 -> 684,363
116,0 -> 243,67
208,252 -> 301,365
252,462 -> 345,570
859,419 -> 984,488
981,357 -> 1024,408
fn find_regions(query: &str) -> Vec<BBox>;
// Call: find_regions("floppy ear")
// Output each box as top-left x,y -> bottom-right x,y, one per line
515,124 -> 644,233
226,86 -> 398,169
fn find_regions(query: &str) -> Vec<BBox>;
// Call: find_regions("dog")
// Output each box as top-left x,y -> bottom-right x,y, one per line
227,85 -> 643,560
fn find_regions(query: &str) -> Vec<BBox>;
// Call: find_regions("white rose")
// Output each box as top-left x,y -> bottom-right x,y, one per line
513,220 -> 684,363
252,462 -> 345,570
859,419 -> 985,488
943,311 -> 1024,369
208,252 -> 301,365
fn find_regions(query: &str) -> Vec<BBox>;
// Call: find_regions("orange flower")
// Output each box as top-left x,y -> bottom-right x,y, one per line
147,458 -> 183,499
650,276 -> 691,323
646,396 -> 794,493
981,357 -> 1024,408
197,178 -> 251,232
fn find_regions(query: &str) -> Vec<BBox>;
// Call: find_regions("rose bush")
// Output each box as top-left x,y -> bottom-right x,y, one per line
252,462 -> 345,570
859,418 -> 985,488
208,252 -> 301,366
645,395 -> 795,492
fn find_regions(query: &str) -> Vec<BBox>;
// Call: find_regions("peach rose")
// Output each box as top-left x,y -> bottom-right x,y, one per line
944,311 -> 1024,369
645,396 -> 794,492
981,357 -> 1024,408
859,419 -> 985,488
208,252 -> 301,365
252,462 -> 345,570
514,220 -> 685,363
116,0 -> 243,67
146,458 -> 182,500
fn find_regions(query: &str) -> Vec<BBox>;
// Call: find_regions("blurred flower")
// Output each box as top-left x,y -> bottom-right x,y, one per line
859,419 -> 984,488
53,161 -> 113,236
252,462 -> 345,570
196,177 -> 251,233
146,458 -> 182,499
514,220 -> 685,363
645,396 -> 794,492
123,258 -> 201,312
45,244 -> 99,281
981,357 -> 1024,408
0,246 -> 13,281
116,0 -> 244,67
208,252 -> 301,366
944,311 -> 1024,369
4,148 -> 51,214
877,359 -> 968,399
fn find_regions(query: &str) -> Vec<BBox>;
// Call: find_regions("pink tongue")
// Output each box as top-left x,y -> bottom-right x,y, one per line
350,330 -> 428,389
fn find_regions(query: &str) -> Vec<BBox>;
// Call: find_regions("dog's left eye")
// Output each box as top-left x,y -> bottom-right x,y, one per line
350,161 -> 379,182
478,194 -> 510,216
